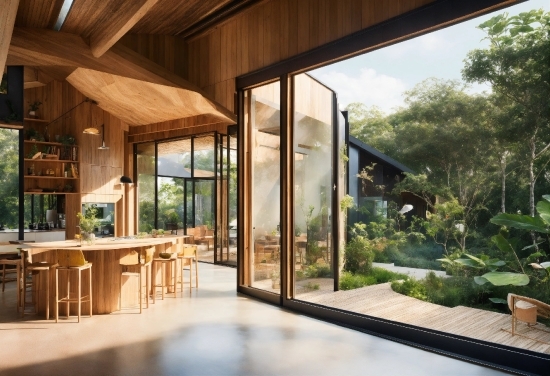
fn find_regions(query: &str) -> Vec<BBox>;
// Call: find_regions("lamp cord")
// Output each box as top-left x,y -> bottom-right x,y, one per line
46,98 -> 95,126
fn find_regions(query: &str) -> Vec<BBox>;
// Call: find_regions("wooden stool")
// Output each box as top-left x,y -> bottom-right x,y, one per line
177,244 -> 198,294
20,251 -> 56,320
55,249 -> 93,323
151,255 -> 177,302
120,247 -> 153,313
1,257 -> 21,310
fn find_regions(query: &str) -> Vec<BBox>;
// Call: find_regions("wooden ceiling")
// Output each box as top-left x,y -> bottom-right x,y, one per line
13,0 -> 256,37
14,0 -> 62,29
130,0 -> 232,35
5,0 -> 241,128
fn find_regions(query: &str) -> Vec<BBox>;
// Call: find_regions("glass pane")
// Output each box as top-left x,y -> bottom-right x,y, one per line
293,74 -> 335,296
157,176 -> 183,233
0,128 -> 19,229
246,81 -> 281,293
136,142 -> 155,233
185,180 -> 193,230
157,138 -> 191,178
193,135 -> 215,177
194,180 -> 215,262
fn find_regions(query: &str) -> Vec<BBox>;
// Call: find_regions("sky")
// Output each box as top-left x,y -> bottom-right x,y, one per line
309,0 -> 548,114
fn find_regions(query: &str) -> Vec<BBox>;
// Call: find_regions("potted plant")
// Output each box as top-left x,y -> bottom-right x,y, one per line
77,206 -> 100,245
28,101 -> 41,117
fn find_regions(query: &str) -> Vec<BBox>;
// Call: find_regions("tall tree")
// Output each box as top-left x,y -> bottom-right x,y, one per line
345,103 -> 395,153
462,9 -> 550,218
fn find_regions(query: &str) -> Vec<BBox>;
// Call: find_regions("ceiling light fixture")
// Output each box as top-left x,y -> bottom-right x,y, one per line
98,124 -> 109,150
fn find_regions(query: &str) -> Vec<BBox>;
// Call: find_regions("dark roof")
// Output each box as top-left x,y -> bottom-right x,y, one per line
349,135 -> 414,174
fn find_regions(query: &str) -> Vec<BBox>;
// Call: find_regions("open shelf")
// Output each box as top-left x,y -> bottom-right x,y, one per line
24,140 -> 78,147
24,192 -> 79,195
24,158 -> 78,163
24,118 -> 49,123
25,176 -> 78,180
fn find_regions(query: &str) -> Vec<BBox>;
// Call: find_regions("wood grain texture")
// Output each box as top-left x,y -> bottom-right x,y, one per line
14,0 -> 60,29
28,236 -> 185,314
87,0 -> 160,58
128,121 -> 229,144
185,0 -> 439,111
0,0 -> 19,77
25,80 -> 130,238
130,0 -> 233,35
66,68 -> 233,126
8,28 -> 237,124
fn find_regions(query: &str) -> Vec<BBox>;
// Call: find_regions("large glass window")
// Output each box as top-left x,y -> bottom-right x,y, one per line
244,81 -> 281,293
0,128 -> 19,228
136,142 -> 156,233
292,74 -> 338,296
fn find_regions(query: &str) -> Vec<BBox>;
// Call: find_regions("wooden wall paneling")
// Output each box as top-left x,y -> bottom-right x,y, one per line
65,193 -> 81,239
308,0 -> 320,51
237,15 -> 249,77
278,0 -> 289,61
209,28 -> 221,86
287,0 -> 298,60
247,7 -> 261,73
296,1 -> 310,56
128,122 -> 229,144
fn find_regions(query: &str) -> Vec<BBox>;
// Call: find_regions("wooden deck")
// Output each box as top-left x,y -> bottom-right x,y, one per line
296,280 -> 550,354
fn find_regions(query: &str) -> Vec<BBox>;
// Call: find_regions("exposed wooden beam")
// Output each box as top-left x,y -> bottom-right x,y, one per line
7,27 -> 236,124
89,0 -> 159,58
128,122 -> 229,144
129,114 -> 224,135
0,0 -> 19,75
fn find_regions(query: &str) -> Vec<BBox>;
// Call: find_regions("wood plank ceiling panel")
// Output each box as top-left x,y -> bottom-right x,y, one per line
7,28 -> 236,124
0,0 -> 19,75
14,0 -> 61,28
130,0 -> 232,35
61,0 -> 159,57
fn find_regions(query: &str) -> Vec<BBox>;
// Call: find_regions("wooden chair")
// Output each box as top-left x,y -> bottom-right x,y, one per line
0,256 -> 22,310
20,250 -> 57,320
151,252 -> 177,301
507,293 -> 550,344
55,249 -> 93,323
177,244 -> 198,293
120,247 -> 154,313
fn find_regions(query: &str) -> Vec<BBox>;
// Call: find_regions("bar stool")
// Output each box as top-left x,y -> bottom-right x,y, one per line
20,250 -> 57,319
120,247 -> 154,313
151,252 -> 177,302
177,244 -> 198,294
0,256 -> 21,309
55,249 -> 93,323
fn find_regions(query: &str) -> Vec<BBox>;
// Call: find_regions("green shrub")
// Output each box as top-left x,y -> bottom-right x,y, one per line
391,278 -> 428,301
370,267 -> 409,283
340,272 -> 377,290
344,236 -> 374,274
304,264 -> 332,278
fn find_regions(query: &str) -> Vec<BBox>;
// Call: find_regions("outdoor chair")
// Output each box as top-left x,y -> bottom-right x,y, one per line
507,293 -> 550,344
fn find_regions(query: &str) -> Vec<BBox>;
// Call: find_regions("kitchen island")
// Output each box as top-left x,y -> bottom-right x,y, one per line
20,235 -> 189,316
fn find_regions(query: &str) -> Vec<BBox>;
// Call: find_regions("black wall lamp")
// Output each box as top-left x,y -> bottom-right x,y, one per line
120,176 -> 133,185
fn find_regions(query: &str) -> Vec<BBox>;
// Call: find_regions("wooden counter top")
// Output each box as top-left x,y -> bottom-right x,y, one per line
22,235 -> 190,316
20,235 -> 189,254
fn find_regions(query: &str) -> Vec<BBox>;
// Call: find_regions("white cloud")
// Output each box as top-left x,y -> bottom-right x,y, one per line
381,32 -> 453,59
312,68 -> 407,113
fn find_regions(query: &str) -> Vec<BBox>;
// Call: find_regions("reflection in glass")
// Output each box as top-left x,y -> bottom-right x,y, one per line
293,74 -> 335,296
246,81 -> 281,293
136,142 -> 155,233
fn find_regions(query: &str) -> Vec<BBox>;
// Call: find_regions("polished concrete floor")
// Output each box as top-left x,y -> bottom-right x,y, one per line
0,263 -> 511,376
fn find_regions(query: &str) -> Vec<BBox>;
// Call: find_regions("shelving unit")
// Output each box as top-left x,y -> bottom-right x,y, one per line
24,140 -> 80,195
